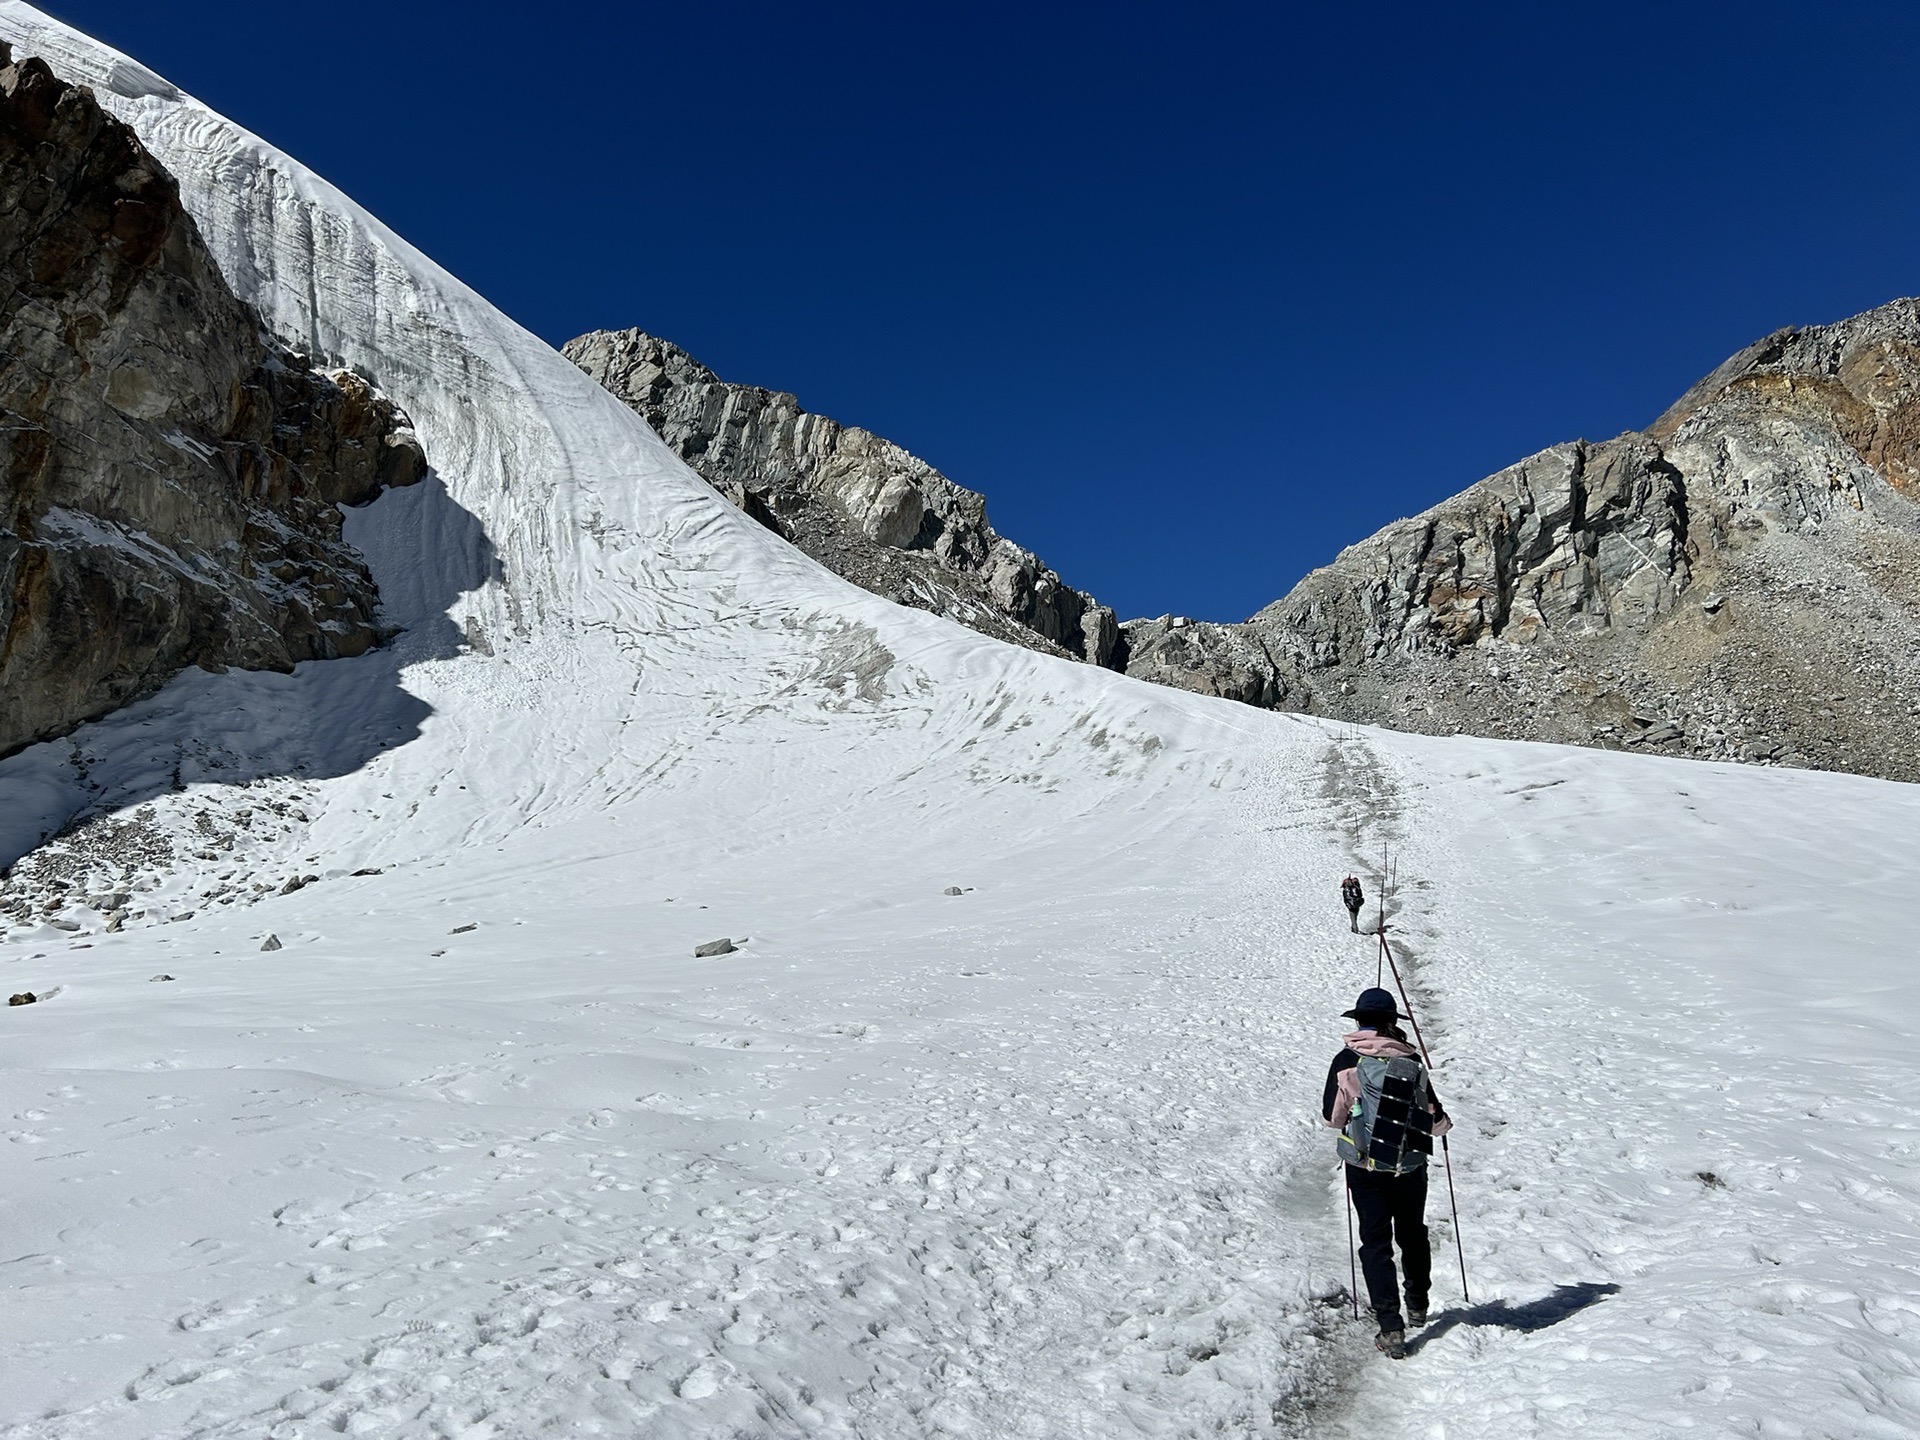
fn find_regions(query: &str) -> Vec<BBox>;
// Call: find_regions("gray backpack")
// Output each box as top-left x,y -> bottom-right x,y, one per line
1337,1053 -> 1435,1174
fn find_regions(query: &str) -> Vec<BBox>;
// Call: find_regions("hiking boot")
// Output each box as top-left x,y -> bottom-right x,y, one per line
1375,1329 -> 1407,1360
1406,1302 -> 1429,1327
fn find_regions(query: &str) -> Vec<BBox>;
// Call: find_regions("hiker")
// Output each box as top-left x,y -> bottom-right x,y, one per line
1323,986 -> 1451,1359
1340,875 -> 1364,932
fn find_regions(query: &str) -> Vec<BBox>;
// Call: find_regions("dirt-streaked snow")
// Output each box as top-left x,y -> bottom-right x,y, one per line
3,7 -> 1918,1437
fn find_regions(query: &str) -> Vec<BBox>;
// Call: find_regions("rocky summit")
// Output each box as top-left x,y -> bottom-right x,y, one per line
572,311 -> 1920,783
0,43 -> 425,759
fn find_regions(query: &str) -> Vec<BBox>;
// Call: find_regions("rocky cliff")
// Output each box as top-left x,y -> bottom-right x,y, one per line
564,330 -> 1118,665
568,312 -> 1920,784
1204,302 -> 1920,783
0,43 -> 426,758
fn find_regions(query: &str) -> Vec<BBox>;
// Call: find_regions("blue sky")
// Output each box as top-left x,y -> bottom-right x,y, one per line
40,1 -> 1920,621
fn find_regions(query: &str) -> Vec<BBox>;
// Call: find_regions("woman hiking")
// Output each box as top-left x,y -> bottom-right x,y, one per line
1322,986 -> 1451,1359
1340,875 -> 1365,932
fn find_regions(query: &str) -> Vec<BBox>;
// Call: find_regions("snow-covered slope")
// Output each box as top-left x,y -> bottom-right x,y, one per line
2,8 -> 1918,1438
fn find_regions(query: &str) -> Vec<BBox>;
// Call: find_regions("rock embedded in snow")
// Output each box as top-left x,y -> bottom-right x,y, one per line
148,973 -> 173,982
8,991 -> 35,1006
259,933 -> 281,952
693,937 -> 736,957
944,886 -> 965,896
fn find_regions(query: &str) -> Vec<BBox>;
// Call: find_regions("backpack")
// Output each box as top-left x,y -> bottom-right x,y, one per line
1337,1053 -> 1434,1174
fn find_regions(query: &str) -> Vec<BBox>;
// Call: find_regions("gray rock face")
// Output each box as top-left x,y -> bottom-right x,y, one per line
1262,435 -> 1692,658
1117,615 -> 1296,709
0,45 -> 427,759
1195,306 -> 1920,782
564,329 -> 1116,664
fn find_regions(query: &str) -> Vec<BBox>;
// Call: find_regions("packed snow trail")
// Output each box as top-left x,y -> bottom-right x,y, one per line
1313,737 -> 1920,1439
5,8 -> 1920,1438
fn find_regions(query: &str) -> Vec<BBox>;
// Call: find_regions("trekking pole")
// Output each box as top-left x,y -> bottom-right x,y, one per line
1376,928 -> 1430,1066
1440,1136 -> 1471,1305
1344,1178 -> 1359,1321
1375,842 -> 1388,986
1377,926 -> 1472,1305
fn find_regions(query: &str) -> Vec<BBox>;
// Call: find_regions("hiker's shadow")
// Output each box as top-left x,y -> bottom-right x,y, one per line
1406,1282 -> 1621,1354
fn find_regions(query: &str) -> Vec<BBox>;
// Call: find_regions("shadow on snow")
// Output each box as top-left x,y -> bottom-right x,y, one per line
1406,1282 -> 1623,1354
0,473 -> 496,870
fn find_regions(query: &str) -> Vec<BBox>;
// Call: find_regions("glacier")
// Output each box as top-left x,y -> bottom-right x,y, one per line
2,5 -> 1918,1436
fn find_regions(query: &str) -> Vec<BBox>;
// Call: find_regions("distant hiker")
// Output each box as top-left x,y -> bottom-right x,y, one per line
1324,986 -> 1451,1360
1340,875 -> 1364,932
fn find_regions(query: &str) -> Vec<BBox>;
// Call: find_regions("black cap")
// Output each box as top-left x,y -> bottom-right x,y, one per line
1342,986 -> 1400,1021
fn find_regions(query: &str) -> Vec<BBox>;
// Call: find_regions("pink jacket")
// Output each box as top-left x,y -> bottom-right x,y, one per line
1325,1029 -> 1453,1138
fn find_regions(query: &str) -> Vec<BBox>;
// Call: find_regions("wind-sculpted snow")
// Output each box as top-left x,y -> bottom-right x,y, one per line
3,7 -> 1920,1439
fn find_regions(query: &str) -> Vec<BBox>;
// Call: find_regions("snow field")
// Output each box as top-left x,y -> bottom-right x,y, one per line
5,713 -> 1379,1438
2,5 -> 1919,1436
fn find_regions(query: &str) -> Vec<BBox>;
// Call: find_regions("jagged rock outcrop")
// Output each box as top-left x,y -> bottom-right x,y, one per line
0,44 -> 426,758
1120,433 -> 1695,709
1136,305 -> 1920,783
569,305 -> 1920,782
1115,615 -> 1295,709
564,329 -> 1116,664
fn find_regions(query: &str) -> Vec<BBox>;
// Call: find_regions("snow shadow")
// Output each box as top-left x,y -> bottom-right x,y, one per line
0,473 -> 498,869
1406,1282 -> 1622,1354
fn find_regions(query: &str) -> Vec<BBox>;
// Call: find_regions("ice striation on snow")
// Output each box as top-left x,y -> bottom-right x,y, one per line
1,6 -> 1919,1439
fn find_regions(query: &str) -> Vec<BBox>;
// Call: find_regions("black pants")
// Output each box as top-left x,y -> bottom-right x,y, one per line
1346,1163 -> 1430,1332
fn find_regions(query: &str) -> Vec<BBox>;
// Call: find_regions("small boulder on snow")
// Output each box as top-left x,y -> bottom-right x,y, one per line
944,886 -> 965,896
694,937 -> 737,958
260,933 -> 283,952
9,992 -> 36,1006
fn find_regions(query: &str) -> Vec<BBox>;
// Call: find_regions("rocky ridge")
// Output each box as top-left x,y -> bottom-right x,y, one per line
0,42 -> 426,760
1206,302 -> 1920,783
564,329 -> 1118,665
572,309 -> 1920,783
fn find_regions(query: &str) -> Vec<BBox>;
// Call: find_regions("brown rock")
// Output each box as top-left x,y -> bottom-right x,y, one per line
0,48 -> 428,760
